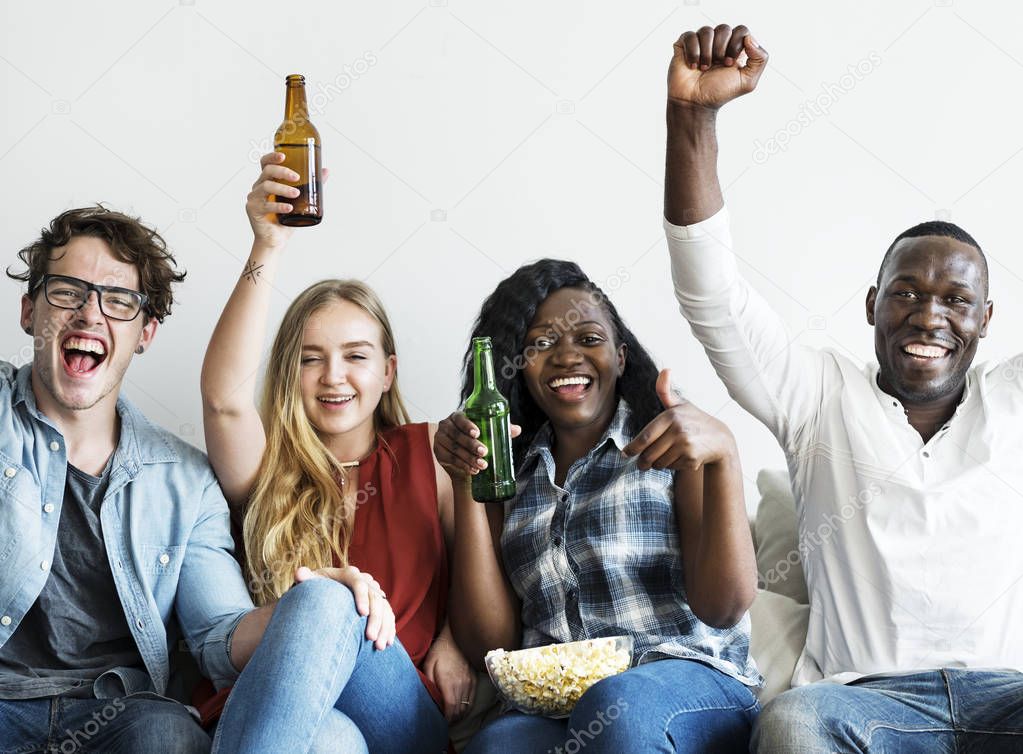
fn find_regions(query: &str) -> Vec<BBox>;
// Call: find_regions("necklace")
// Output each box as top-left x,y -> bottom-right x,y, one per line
337,437 -> 379,469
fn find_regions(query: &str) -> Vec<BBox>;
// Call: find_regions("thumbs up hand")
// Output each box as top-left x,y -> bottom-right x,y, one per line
622,369 -> 739,472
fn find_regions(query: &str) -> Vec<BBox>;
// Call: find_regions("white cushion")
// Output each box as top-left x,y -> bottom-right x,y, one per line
754,469 -> 808,605
749,590 -> 809,705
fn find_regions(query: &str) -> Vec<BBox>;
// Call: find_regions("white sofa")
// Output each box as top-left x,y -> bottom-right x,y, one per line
748,469 -> 810,704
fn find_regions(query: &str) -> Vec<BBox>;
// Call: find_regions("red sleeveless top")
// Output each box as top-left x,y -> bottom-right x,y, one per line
194,422 -> 448,720
344,422 -> 448,704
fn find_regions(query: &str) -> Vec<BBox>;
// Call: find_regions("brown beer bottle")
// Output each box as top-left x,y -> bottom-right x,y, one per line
273,74 -> 323,226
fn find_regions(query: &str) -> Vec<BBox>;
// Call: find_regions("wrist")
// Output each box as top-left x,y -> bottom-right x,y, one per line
667,96 -> 720,112
430,631 -> 457,652
707,432 -> 739,469
666,100 -> 719,159
250,238 -> 286,256
451,473 -> 473,494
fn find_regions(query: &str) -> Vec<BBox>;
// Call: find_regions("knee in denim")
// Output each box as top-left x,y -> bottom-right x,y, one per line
753,687 -> 845,751
283,576 -> 359,620
104,708 -> 209,753
569,679 -> 635,740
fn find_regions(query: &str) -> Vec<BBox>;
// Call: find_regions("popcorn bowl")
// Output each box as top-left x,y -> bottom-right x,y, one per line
484,636 -> 634,718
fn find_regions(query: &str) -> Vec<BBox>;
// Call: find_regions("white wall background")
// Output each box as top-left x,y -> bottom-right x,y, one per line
3,0 -> 1022,512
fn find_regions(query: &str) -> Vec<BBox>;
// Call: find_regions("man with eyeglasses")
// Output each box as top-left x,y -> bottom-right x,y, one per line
0,206 -> 396,752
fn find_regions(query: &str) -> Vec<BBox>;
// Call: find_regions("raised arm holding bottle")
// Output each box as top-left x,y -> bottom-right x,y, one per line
198,147 -> 481,751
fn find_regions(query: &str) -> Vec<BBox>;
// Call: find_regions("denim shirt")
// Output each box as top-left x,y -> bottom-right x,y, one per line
0,362 -> 253,697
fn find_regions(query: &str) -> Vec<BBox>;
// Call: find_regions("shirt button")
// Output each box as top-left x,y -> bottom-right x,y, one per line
40,560 -> 49,571
0,616 -> 10,627
922,451 -> 930,458
135,618 -> 145,630
560,493 -> 569,503
49,441 -> 60,452
43,503 -> 54,514
159,553 -> 170,566
3,467 -> 15,478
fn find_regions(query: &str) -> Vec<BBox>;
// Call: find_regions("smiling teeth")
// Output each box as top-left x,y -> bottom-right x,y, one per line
903,344 -> 947,358
319,396 -> 354,403
63,337 -> 105,355
549,376 -> 591,388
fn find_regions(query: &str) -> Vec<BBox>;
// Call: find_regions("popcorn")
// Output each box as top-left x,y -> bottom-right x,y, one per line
485,636 -> 633,717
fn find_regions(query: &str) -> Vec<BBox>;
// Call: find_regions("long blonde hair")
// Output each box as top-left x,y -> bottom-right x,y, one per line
244,279 -> 410,605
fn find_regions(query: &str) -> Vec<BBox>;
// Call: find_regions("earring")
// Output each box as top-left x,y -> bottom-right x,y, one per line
135,346 -> 144,355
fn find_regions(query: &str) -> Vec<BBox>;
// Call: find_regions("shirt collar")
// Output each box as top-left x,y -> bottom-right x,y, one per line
522,397 -> 633,463
870,363 -> 975,417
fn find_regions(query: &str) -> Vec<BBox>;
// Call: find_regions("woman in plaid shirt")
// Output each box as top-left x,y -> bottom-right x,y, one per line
435,259 -> 761,753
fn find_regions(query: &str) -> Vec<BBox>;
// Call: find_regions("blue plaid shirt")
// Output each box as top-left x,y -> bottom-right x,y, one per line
501,399 -> 761,687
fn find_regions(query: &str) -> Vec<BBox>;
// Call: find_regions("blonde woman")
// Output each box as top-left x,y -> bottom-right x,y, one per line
199,152 -> 474,753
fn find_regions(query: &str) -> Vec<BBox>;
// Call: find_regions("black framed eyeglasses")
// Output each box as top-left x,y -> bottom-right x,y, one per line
33,274 -> 150,322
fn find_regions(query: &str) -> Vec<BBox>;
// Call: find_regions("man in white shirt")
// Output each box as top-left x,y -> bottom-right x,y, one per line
662,23 -> 1023,753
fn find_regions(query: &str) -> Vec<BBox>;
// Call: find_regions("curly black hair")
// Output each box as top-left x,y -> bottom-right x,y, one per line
460,259 -> 663,470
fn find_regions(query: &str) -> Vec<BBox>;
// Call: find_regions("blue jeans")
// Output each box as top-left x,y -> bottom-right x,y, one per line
211,577 -> 447,754
752,669 -> 1023,753
465,658 -> 759,754
0,695 -> 210,753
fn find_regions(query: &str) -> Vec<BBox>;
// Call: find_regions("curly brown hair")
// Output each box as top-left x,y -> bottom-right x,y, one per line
6,205 -> 185,322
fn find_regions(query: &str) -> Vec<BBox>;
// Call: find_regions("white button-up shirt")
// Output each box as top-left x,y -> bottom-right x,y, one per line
665,208 -> 1023,686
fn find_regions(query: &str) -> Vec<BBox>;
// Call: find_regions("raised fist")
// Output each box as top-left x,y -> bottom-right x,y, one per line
668,24 -> 768,109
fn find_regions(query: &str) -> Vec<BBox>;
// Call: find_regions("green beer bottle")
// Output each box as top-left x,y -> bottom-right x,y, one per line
464,337 -> 516,503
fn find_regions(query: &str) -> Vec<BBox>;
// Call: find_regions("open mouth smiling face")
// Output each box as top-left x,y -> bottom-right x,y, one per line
60,333 -> 110,377
545,374 -> 594,400
21,236 -> 156,415
298,299 -> 396,456
522,287 -> 625,434
867,234 -> 992,405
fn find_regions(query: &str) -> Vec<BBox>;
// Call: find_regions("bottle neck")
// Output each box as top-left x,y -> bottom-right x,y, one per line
284,82 -> 310,123
472,344 -> 498,395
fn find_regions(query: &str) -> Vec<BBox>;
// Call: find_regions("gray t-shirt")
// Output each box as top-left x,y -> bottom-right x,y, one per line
0,461 -> 145,699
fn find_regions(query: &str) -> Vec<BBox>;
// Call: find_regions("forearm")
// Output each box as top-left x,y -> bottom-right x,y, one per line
200,241 -> 283,415
228,603 -> 275,671
449,477 -> 520,667
433,616 -> 455,646
427,619 -> 462,665
682,454 -> 757,628
665,101 -> 722,226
